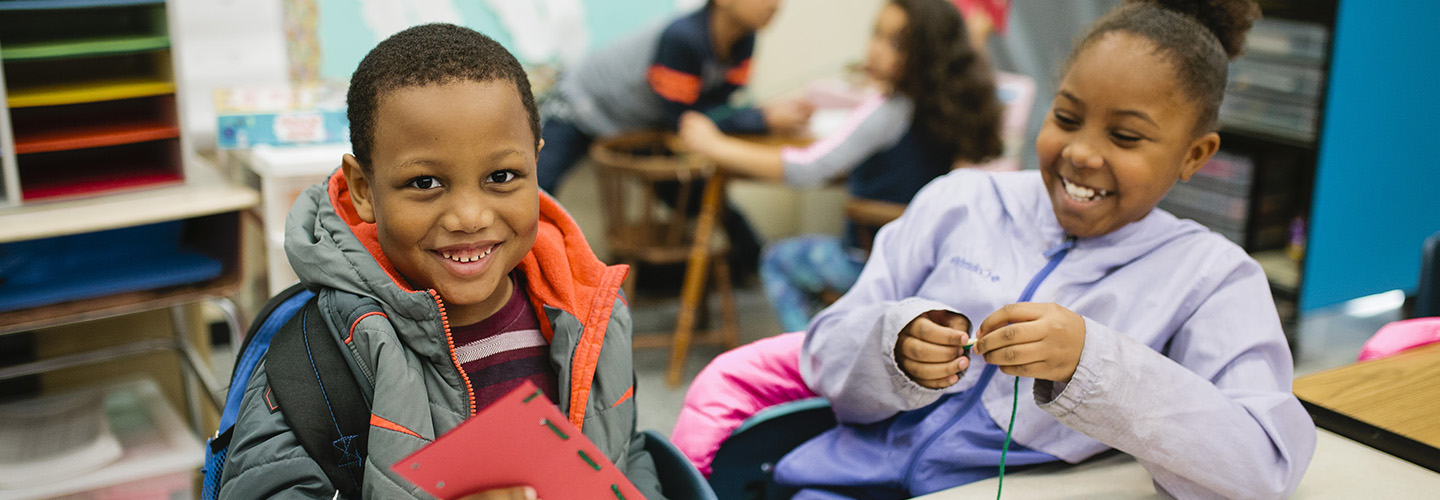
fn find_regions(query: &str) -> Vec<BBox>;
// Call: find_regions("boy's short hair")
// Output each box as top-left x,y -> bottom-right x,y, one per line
347,23 -> 541,170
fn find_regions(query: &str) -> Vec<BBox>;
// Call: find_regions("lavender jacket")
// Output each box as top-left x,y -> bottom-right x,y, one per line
792,169 -> 1316,498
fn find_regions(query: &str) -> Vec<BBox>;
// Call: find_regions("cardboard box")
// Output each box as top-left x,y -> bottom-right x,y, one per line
215,84 -> 349,149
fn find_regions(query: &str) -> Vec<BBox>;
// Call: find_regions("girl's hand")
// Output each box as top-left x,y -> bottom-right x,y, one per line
678,111 -> 723,154
457,486 -> 538,500
895,310 -> 972,389
974,303 -> 1086,383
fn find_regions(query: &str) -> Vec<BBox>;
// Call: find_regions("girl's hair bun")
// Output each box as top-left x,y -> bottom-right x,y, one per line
1131,0 -> 1261,58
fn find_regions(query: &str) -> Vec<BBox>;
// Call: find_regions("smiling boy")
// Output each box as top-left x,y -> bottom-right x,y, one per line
218,24 -> 663,499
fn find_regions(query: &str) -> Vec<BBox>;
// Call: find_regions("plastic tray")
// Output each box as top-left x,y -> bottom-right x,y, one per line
0,378 -> 202,500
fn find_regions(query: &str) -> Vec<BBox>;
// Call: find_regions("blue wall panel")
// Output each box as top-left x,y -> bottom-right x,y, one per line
1303,0 -> 1440,311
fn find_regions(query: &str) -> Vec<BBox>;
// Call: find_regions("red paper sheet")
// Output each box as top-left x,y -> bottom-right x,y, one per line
392,381 -> 644,500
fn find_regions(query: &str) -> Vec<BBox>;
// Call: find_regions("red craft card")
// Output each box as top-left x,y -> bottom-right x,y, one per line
392,382 -> 644,500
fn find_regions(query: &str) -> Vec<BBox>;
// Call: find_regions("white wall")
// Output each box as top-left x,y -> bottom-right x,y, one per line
170,0 -> 289,154
747,0 -> 884,101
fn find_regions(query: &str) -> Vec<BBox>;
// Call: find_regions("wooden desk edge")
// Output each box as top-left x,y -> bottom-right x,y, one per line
1297,398 -> 1440,473
1293,343 -> 1440,474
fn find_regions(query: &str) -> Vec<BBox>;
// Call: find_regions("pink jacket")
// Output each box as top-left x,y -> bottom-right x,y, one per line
670,332 -> 815,476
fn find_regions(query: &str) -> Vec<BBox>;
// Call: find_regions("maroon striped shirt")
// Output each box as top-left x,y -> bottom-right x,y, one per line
448,274 -> 559,410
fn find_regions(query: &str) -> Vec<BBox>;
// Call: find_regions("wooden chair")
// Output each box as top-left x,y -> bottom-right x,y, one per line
842,197 -> 908,254
588,131 -> 740,379
814,197 -> 908,306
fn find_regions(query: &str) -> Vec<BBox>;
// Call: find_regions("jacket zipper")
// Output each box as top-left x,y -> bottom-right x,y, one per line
429,290 -> 476,417
902,236 -> 1077,489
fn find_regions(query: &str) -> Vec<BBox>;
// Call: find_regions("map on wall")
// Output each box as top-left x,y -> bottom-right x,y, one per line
306,0 -> 704,82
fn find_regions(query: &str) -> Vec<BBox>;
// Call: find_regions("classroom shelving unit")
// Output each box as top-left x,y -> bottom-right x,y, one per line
0,0 -> 191,205
1157,0 -> 1340,332
1158,0 -> 1440,329
0,0 -> 260,448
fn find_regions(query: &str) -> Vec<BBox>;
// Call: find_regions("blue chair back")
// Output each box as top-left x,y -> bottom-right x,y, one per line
644,429 -> 719,500
707,398 -> 837,500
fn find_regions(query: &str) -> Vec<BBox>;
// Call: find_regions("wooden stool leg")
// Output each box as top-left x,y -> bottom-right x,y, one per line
712,256 -> 740,349
669,174 -> 727,386
697,270 -> 713,330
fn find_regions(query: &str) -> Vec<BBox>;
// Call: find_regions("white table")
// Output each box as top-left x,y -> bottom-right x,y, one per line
915,429 -> 1440,499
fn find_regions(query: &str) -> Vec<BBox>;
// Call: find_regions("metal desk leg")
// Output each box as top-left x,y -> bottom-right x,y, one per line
170,306 -> 224,433
209,297 -> 246,352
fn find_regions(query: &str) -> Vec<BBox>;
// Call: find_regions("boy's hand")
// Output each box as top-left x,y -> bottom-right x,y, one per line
896,310 -> 972,389
457,486 -> 537,500
975,303 -> 1086,383
678,111 -> 723,154
762,98 -> 815,136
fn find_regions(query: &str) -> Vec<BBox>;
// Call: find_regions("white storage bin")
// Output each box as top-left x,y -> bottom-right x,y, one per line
240,144 -> 349,295
267,233 -> 301,296
242,144 -> 349,243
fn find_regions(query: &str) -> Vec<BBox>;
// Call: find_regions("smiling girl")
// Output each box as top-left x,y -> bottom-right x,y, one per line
768,0 -> 1317,498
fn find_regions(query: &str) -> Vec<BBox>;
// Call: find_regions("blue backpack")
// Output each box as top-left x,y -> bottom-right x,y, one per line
201,283 -> 378,499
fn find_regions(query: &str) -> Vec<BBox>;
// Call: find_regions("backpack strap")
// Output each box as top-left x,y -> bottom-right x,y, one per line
268,300 -> 370,498
203,283 -> 314,500
218,283 -> 314,433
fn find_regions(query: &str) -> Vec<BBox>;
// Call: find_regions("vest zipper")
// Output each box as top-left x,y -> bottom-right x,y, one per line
429,290 -> 476,417
902,236 -> 1077,489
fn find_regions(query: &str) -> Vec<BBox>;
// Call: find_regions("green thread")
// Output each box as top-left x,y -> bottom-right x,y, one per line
524,388 -> 543,403
997,376 -> 1019,499
543,419 -> 569,440
611,484 -> 627,499
578,450 -> 602,471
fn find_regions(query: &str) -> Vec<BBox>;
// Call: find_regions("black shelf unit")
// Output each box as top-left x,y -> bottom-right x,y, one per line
1159,0 -> 1340,338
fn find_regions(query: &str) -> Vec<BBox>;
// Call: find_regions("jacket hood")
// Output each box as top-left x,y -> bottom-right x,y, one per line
285,170 -> 629,422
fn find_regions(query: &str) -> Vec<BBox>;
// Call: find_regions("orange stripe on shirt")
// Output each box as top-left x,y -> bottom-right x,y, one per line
727,59 -> 752,86
648,65 -> 702,104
